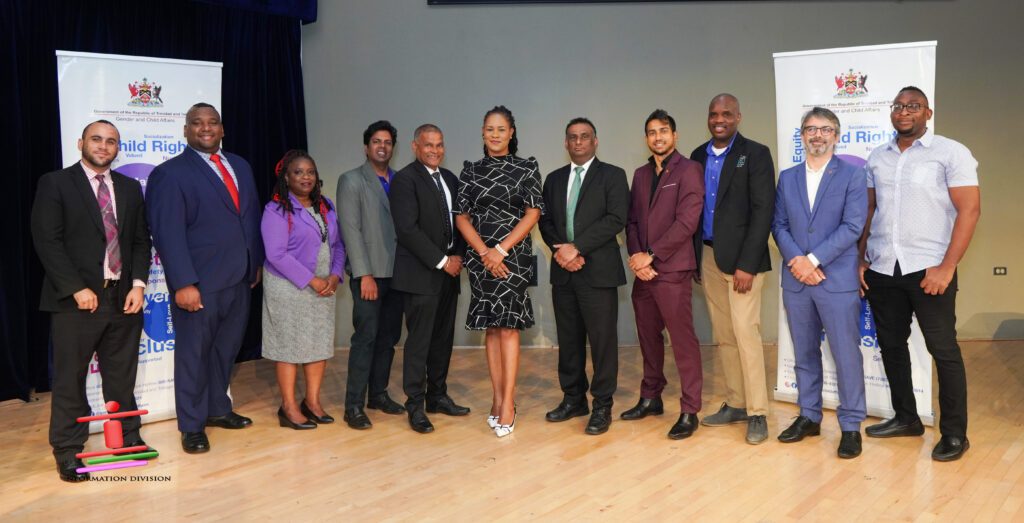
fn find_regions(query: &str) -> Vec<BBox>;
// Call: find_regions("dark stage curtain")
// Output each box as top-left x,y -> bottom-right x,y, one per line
0,0 -> 312,402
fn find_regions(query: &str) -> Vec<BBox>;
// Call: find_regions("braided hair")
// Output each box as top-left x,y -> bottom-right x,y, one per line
482,105 -> 518,156
271,149 -> 332,232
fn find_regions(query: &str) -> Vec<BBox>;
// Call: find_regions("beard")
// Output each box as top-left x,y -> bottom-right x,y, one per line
82,149 -> 115,170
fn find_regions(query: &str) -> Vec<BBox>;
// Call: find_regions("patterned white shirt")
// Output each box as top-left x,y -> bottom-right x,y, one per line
865,130 -> 978,276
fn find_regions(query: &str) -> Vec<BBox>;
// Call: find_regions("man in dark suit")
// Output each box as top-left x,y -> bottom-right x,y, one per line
31,120 -> 151,482
390,124 -> 469,434
623,109 -> 705,440
689,94 -> 776,445
539,117 -> 629,436
337,120 -> 406,430
146,103 -> 264,454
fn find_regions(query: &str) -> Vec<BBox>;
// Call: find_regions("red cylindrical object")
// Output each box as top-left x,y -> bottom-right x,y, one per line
103,419 -> 123,449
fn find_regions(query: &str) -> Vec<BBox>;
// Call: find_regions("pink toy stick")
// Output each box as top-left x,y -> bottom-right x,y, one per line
76,460 -> 148,473
76,445 -> 148,459
76,409 -> 149,422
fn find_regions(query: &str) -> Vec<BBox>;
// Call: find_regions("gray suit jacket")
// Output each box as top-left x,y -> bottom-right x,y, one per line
336,161 -> 397,279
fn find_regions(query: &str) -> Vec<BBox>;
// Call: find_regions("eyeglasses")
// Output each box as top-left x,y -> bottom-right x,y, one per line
802,126 -> 836,136
890,103 -> 925,114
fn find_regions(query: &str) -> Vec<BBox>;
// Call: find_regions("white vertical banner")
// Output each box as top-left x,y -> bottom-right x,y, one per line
56,51 -> 222,430
771,42 -> 936,425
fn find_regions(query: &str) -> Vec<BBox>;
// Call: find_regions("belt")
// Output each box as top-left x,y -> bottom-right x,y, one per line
703,240 -> 714,248
103,279 -> 121,288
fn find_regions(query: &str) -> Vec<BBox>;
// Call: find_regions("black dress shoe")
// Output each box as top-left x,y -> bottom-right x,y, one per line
408,408 -> 435,434
585,407 -> 612,435
545,401 -> 589,422
778,416 -> 822,443
668,413 -> 699,440
838,431 -> 863,459
122,437 -> 149,450
932,435 -> 969,462
426,396 -> 470,416
206,411 -> 253,429
181,431 -> 210,454
301,400 -> 335,424
344,407 -> 373,430
367,393 -> 406,415
620,397 -> 664,420
56,457 -> 89,483
278,407 -> 317,430
865,417 -> 924,438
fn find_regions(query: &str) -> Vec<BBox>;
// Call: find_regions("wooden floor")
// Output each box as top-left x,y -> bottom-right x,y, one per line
2,340 -> 1023,521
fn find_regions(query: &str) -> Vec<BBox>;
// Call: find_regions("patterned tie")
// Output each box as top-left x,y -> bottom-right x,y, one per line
430,171 -> 452,247
209,153 -> 240,212
94,175 -> 122,275
566,165 -> 584,242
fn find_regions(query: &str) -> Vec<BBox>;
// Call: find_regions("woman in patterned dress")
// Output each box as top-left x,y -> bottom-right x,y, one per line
262,150 -> 346,430
455,106 -> 543,437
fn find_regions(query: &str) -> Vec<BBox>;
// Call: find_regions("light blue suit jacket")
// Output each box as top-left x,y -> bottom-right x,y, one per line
772,156 -> 867,293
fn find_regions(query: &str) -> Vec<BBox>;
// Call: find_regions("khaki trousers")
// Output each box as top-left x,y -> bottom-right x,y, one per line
701,245 -> 769,416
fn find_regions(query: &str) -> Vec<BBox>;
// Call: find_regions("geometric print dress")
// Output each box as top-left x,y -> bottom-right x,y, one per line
456,154 -> 544,331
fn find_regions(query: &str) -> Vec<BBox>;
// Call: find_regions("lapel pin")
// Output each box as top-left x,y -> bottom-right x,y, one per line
737,155 -> 747,168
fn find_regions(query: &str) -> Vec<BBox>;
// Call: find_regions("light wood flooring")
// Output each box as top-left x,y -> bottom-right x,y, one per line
1,340 -> 1023,522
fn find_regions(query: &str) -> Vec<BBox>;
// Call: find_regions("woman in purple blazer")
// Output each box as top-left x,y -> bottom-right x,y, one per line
261,150 -> 345,430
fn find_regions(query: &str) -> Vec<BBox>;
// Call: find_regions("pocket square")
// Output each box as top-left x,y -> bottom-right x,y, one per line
659,183 -> 678,189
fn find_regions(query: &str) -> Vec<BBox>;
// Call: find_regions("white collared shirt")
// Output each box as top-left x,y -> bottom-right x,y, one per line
566,156 -> 595,205
191,146 -> 239,188
806,161 -> 827,210
80,161 -> 145,288
865,130 -> 979,275
424,165 -> 454,268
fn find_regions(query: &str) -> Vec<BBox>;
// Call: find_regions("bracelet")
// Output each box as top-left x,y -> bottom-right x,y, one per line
477,249 -> 489,257
494,244 -> 509,257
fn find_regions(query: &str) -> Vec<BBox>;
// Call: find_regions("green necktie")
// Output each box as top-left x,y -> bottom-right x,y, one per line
566,165 -> 584,242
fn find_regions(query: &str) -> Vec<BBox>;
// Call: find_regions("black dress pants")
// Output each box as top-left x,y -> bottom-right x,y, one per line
552,274 -> 619,409
345,276 -> 404,409
401,276 -> 459,408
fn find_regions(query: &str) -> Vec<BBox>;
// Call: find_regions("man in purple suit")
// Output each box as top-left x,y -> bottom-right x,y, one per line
771,107 -> 867,459
622,109 -> 705,439
146,103 -> 264,454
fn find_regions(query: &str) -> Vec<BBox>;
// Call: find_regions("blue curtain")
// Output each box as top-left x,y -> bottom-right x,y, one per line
1,0 -> 313,402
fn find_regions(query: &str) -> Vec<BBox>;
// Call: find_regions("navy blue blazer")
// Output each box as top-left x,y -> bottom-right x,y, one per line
771,156 -> 867,293
146,147 -> 264,293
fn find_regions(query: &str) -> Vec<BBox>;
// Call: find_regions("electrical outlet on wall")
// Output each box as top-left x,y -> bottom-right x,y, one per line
993,267 -> 1008,276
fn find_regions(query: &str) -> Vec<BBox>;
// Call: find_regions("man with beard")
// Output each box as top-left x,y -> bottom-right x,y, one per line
32,120 -> 152,482
771,107 -> 867,459
336,120 -> 406,429
623,109 -> 705,440
859,86 -> 981,462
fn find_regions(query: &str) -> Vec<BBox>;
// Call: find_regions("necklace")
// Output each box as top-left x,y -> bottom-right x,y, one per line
305,207 -> 328,243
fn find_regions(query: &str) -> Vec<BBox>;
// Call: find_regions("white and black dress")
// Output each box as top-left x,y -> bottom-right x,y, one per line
457,155 -> 543,330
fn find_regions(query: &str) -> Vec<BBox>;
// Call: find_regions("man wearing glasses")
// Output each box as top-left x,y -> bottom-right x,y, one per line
771,107 -> 867,459
858,86 -> 981,461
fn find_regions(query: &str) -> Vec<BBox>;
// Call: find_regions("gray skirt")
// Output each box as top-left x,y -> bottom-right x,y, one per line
261,239 -> 336,364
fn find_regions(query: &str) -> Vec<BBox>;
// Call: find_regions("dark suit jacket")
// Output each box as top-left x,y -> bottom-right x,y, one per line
31,163 -> 151,312
539,158 -> 628,288
389,161 -> 466,296
772,157 -> 867,293
146,148 -> 263,293
690,133 -> 775,275
626,150 -> 704,277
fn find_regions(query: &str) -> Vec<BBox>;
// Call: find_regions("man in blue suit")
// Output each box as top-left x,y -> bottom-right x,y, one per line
771,107 -> 867,459
146,103 -> 264,454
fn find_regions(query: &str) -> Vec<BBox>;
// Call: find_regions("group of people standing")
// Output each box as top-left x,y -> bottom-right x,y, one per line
33,85 -> 979,483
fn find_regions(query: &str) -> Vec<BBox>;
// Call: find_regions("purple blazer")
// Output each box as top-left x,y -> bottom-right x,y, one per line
262,193 -> 346,289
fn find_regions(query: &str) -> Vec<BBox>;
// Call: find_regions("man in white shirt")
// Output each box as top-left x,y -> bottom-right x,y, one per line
859,86 -> 981,462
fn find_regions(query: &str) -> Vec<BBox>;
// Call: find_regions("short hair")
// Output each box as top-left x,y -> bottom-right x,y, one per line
801,106 -> 841,137
413,123 -> 442,141
710,93 -> 740,112
81,119 -> 118,139
363,120 -> 397,146
186,102 -> 219,120
644,109 -> 675,133
897,85 -> 930,106
483,105 -> 518,156
565,117 -> 596,137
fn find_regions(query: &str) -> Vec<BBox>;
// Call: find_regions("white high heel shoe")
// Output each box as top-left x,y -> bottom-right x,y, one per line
494,412 -> 516,438
487,415 -> 499,429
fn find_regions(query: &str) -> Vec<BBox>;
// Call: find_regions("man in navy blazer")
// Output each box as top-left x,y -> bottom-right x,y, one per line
771,107 -> 867,459
146,103 -> 264,454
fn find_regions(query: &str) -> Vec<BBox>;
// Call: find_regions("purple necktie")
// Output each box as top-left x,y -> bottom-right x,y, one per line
95,175 -> 122,275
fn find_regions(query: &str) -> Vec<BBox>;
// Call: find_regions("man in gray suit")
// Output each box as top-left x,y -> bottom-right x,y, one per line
337,120 -> 406,429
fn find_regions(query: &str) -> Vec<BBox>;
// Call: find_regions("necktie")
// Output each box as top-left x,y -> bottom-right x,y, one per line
94,175 -> 122,275
566,165 -> 584,242
430,171 -> 452,247
210,153 -> 240,212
